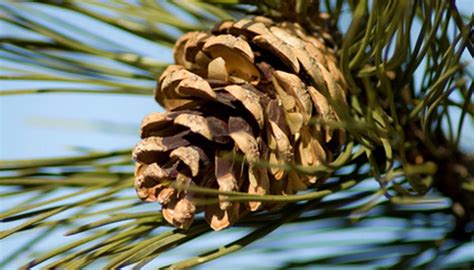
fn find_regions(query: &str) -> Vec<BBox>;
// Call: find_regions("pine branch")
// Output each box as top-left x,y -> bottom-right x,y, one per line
1,0 -> 472,269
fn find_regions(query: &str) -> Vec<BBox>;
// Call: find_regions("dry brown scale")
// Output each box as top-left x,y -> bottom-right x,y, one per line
133,15 -> 348,230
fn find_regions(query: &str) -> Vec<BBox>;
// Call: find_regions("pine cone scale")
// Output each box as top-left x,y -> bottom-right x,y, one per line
133,15 -> 347,230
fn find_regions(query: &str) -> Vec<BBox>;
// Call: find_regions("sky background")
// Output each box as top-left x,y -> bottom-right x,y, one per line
0,1 -> 473,269
1,1 -> 472,161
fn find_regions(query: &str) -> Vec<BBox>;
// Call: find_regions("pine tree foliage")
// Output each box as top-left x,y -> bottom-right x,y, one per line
0,0 -> 472,269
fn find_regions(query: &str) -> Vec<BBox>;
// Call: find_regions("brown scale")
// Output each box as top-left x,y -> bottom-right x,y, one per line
132,16 -> 348,230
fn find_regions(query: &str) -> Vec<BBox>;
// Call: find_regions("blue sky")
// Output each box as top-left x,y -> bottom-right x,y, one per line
0,1 -> 473,269
1,1 -> 472,160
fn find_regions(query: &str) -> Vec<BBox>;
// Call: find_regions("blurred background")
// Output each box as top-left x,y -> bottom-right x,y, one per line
1,1 -> 473,269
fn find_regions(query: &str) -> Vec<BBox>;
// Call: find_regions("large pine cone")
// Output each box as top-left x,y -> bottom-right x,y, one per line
133,16 -> 347,230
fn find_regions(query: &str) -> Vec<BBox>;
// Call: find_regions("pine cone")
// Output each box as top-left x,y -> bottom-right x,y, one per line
133,16 -> 347,230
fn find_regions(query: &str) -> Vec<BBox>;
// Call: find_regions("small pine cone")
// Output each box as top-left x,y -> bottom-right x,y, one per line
133,16 -> 347,230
